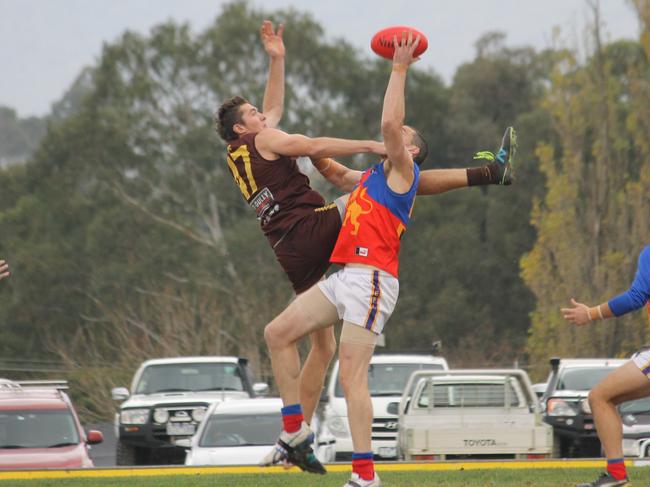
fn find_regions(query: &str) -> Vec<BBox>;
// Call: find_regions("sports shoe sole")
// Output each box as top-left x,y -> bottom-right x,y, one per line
500,126 -> 517,185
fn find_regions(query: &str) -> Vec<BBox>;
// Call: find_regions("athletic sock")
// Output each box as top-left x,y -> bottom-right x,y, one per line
352,452 -> 375,481
281,404 -> 304,434
607,458 -> 627,480
467,163 -> 501,186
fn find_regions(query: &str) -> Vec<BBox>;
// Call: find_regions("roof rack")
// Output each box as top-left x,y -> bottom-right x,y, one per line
0,379 -> 69,391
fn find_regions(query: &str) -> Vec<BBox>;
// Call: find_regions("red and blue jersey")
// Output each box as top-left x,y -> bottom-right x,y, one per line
330,161 -> 419,277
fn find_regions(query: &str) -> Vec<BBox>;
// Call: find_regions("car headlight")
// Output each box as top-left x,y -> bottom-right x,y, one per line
120,408 -> 150,425
191,407 -> 207,423
153,408 -> 170,424
326,416 -> 350,438
580,399 -> 592,414
546,398 -> 578,416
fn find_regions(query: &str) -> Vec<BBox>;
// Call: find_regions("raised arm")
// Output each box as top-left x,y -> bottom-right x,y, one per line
256,128 -> 385,160
311,157 -> 362,192
260,20 -> 285,128
381,31 -> 420,192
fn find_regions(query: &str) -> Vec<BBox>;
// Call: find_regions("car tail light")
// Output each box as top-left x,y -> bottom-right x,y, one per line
526,453 -> 548,459
413,454 -> 441,461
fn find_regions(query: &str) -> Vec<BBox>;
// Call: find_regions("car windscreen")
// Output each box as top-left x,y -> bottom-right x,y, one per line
556,367 -> 616,391
620,397 -> 650,414
199,413 -> 280,447
417,381 -> 522,408
135,363 -> 244,394
0,409 -> 80,448
335,363 -> 444,397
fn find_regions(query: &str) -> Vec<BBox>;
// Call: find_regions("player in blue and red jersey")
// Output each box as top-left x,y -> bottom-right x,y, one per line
562,244 -> 650,487
260,31 -> 429,487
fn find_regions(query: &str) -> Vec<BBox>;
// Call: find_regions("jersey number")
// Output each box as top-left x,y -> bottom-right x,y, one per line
227,145 -> 258,199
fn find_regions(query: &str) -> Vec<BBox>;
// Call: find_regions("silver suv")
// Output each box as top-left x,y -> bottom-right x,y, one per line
112,356 -> 268,465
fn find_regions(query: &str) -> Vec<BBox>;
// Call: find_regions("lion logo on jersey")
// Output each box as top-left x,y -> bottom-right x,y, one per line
343,186 -> 373,236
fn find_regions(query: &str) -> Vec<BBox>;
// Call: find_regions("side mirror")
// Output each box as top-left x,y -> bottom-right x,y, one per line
253,382 -> 269,397
386,402 -> 399,415
111,387 -> 130,401
86,430 -> 104,445
175,438 -> 192,449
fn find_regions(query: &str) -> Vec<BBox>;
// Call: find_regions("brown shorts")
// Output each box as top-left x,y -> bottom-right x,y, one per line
273,203 -> 342,294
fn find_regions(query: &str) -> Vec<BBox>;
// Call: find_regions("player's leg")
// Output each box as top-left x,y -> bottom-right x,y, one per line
417,126 -> 517,195
577,360 -> 650,486
265,284 -> 337,410
338,324 -> 383,487
300,325 -> 337,422
261,284 -> 338,473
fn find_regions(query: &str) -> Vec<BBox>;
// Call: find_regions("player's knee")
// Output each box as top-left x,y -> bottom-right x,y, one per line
264,322 -> 283,348
588,387 -> 607,407
338,369 -> 361,397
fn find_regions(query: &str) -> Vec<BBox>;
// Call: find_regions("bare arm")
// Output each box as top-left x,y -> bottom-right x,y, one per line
417,168 -> 468,195
561,299 -> 614,326
256,128 -> 385,159
311,157 -> 362,192
260,21 -> 285,128
0,260 -> 9,281
381,32 -> 420,192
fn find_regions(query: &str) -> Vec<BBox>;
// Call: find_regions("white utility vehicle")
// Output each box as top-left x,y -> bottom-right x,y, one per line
323,353 -> 448,460
112,356 -> 268,465
394,369 -> 553,460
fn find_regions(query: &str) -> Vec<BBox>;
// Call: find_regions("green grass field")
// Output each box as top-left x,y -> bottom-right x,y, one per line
3,468 -> 650,487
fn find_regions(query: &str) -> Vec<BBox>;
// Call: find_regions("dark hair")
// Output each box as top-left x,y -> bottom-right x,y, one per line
411,128 -> 429,166
215,96 -> 248,141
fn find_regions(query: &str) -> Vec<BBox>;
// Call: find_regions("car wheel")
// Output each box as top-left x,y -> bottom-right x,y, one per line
116,439 -> 140,465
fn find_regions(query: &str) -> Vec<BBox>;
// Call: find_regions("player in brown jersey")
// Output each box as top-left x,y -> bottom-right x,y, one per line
215,21 -> 515,473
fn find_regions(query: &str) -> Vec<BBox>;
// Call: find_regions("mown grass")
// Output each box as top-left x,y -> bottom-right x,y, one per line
3,468 -> 650,486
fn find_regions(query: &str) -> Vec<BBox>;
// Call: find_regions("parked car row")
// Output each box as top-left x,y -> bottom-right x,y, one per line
5,352 -> 650,470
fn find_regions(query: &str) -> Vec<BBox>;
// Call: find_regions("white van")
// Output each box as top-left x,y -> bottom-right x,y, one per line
323,353 -> 448,460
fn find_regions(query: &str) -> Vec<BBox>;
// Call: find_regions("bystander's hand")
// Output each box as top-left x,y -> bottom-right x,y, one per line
0,260 -> 9,281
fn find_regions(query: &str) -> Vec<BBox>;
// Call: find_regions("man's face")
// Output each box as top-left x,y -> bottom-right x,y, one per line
402,126 -> 419,159
235,103 -> 267,135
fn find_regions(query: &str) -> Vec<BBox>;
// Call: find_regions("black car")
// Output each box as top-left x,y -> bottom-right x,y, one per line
541,357 -> 626,457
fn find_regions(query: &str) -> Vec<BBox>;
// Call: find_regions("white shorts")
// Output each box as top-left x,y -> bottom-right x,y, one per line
317,266 -> 399,335
632,346 -> 650,378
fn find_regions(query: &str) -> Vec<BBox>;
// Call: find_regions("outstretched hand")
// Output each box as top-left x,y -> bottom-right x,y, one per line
0,260 -> 9,281
561,298 -> 591,326
260,20 -> 285,59
392,30 -> 420,69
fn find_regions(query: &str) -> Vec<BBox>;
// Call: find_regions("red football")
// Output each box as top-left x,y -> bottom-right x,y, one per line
370,25 -> 428,60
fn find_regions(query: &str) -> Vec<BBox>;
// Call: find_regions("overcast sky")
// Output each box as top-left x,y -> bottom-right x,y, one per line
0,0 -> 640,118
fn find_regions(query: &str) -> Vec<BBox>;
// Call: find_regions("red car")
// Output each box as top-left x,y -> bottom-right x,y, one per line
0,379 -> 103,469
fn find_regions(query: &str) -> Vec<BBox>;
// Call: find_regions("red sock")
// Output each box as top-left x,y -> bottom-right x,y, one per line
607,458 -> 627,480
352,454 -> 374,481
280,404 -> 303,434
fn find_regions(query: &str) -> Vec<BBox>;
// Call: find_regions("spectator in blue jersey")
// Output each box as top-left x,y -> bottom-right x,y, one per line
0,260 -> 9,281
562,244 -> 650,487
